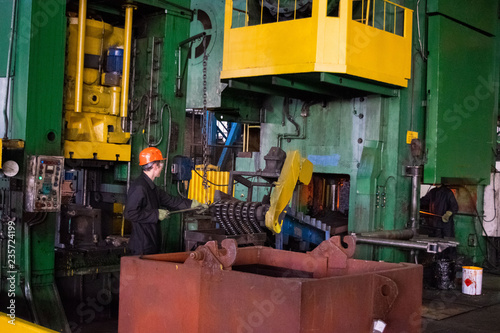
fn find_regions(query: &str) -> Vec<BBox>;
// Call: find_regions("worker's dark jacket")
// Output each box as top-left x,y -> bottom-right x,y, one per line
124,172 -> 191,255
420,186 -> 459,237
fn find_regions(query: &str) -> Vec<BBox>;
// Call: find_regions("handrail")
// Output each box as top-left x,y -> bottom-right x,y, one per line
384,0 -> 408,10
230,0 -> 409,37
353,0 -> 407,36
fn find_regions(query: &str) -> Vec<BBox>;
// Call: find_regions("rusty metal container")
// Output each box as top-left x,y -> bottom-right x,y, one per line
119,236 -> 422,333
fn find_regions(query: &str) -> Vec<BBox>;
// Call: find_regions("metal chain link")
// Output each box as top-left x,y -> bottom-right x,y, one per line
201,36 -> 209,203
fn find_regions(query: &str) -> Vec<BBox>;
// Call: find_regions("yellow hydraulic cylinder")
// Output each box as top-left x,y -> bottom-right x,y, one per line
74,0 -> 87,113
120,4 -> 135,119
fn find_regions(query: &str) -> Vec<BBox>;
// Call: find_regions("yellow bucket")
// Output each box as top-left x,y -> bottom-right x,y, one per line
462,266 -> 483,295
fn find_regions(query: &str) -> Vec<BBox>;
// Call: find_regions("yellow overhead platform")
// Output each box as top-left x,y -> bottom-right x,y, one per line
221,0 -> 413,87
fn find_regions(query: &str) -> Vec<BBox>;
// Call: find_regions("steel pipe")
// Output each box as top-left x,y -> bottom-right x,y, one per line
406,166 -> 422,234
360,229 -> 414,240
2,0 -> 17,139
74,0 -> 87,113
120,4 -> 135,120
355,235 -> 428,251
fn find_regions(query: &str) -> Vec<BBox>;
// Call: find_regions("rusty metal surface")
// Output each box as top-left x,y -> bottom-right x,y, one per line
184,229 -> 267,251
119,236 -> 422,333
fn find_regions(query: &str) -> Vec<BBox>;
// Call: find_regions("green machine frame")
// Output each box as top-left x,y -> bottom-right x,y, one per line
0,0 -> 193,331
0,0 -> 499,331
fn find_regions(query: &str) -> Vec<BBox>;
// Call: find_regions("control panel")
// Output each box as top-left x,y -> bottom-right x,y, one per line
26,155 -> 64,212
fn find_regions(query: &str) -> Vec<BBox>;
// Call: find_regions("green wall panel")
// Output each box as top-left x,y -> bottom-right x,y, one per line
0,0 -> 14,77
427,0 -> 498,36
424,15 -> 496,185
13,0 -> 66,154
455,215 -> 486,265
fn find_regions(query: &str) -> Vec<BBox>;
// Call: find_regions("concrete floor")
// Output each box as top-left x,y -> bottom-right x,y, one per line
80,319 -> 118,333
422,272 -> 500,332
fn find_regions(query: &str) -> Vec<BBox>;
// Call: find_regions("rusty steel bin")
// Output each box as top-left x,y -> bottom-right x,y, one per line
119,236 -> 422,333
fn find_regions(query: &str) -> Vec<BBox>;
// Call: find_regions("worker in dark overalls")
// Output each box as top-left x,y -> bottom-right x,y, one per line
420,184 -> 459,238
124,147 -> 204,255
420,184 -> 459,289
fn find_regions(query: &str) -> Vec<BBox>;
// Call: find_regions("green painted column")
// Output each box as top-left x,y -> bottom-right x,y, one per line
8,0 -> 68,331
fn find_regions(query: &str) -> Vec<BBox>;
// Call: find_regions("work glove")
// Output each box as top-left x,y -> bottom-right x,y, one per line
158,209 -> 170,221
191,199 -> 209,210
442,211 -> 453,223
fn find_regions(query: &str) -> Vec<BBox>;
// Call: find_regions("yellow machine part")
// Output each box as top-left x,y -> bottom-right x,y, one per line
265,151 -> 313,233
65,108 -> 129,146
188,165 -> 230,204
65,18 -> 123,83
0,313 -> 58,332
64,140 -> 131,161
221,0 -> 413,87
113,202 -> 131,236
64,16 -> 130,160
65,85 -> 122,116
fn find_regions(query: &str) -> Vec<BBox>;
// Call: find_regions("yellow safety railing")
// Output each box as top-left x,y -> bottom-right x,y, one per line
231,0 -> 405,36
231,0 -> 318,28
232,6 -> 248,28
352,0 -> 406,36
242,124 -> 260,152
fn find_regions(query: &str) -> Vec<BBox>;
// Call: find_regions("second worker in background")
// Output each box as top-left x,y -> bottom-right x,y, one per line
420,184 -> 459,238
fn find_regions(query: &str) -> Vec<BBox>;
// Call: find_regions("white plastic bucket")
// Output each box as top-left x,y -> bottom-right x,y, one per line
462,266 -> 483,295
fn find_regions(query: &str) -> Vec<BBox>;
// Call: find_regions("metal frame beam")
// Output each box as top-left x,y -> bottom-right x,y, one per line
320,73 -> 399,97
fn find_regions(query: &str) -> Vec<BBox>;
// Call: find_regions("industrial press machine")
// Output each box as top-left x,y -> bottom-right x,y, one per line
1,0 -> 500,332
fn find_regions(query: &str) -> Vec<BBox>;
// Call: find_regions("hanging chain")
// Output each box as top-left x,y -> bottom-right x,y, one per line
201,36 -> 209,202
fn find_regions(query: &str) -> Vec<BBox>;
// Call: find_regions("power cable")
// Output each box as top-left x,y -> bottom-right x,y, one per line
192,168 -> 228,187
416,0 -> 427,61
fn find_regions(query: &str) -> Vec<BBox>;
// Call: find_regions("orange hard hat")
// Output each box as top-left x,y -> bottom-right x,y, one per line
139,147 -> 165,165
